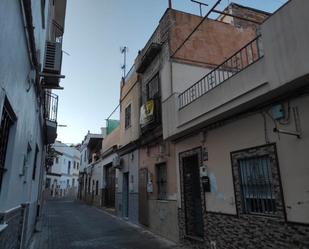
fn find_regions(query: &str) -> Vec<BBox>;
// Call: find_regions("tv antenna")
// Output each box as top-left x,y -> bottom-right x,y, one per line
190,0 -> 209,17
120,46 -> 128,78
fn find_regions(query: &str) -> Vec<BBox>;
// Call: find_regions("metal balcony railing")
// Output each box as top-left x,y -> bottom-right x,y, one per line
45,92 -> 58,122
178,36 -> 263,109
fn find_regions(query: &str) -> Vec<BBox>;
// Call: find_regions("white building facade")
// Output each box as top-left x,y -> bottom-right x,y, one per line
0,0 -> 67,248
45,141 -> 80,198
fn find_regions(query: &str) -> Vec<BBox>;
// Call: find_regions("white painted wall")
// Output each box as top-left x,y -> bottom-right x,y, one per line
0,0 -> 60,246
46,141 -> 80,196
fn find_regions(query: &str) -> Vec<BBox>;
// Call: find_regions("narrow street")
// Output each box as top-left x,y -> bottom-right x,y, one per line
33,199 -> 181,249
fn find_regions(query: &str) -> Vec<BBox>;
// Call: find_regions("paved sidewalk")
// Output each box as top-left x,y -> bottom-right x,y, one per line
29,199 -> 184,249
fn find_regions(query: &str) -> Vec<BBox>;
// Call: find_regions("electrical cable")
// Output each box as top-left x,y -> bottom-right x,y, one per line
170,0 -> 222,58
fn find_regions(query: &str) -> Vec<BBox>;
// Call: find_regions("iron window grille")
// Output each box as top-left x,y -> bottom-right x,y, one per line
231,144 -> 285,218
147,74 -> 160,100
68,161 -> 71,174
0,98 -> 16,191
125,104 -> 131,129
157,163 -> 167,200
238,156 -> 276,214
32,145 -> 39,180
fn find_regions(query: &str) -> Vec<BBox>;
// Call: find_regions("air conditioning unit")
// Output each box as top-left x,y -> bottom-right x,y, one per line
43,41 -> 62,73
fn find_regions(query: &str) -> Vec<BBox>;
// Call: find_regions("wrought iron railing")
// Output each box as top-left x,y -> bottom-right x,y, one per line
45,92 -> 58,122
178,36 -> 263,109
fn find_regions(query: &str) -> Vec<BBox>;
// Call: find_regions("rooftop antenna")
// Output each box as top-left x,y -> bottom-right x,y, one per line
120,46 -> 128,79
190,0 -> 209,17
168,0 -> 172,9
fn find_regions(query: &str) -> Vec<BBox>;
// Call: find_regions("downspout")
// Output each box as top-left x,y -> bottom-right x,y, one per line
19,0 -> 39,69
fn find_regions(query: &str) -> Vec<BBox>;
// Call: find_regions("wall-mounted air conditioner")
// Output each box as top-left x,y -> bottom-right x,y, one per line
41,41 -> 64,88
43,41 -> 62,74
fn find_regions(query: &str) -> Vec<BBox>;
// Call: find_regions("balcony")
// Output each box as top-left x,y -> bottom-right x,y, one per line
44,92 -> 58,144
178,36 -> 263,109
162,0 -> 309,140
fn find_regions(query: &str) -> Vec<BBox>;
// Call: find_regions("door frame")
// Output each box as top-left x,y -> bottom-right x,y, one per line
179,146 -> 205,240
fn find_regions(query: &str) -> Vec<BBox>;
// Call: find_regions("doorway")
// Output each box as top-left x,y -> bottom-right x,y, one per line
138,168 -> 149,226
105,165 -> 116,208
122,172 -> 129,218
181,151 -> 204,238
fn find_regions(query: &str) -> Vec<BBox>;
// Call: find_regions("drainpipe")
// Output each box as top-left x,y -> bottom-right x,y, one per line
19,0 -> 38,69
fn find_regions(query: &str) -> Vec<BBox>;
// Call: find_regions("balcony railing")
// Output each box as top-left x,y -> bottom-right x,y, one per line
178,36 -> 263,109
45,92 -> 58,122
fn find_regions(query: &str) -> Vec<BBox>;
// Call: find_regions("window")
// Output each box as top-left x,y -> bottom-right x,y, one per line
73,161 -> 76,169
72,178 -> 75,187
67,179 -> 70,188
156,163 -> 167,200
77,162 -> 79,170
125,104 -> 131,129
68,161 -> 71,174
231,144 -> 284,217
84,150 -> 86,162
0,98 -> 16,191
147,74 -> 159,100
45,178 -> 51,189
55,157 -> 59,164
95,180 -> 99,195
41,0 -> 46,29
88,178 -> 91,193
32,145 -> 39,180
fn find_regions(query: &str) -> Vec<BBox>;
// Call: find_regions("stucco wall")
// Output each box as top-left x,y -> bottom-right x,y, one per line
119,74 -> 140,147
102,127 -> 120,153
116,149 -> 139,223
176,94 -> 309,224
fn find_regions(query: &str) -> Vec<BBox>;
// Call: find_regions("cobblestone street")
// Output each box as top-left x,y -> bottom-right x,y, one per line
31,199 -> 181,249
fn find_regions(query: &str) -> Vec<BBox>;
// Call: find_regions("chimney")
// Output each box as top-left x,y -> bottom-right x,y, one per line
168,0 -> 172,9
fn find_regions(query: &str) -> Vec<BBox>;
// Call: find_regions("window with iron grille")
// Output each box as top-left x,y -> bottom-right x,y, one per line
238,156 -> 276,214
125,104 -> 131,129
32,145 -> 39,180
147,74 -> 159,100
156,163 -> 167,200
231,144 -> 284,217
0,98 -> 16,191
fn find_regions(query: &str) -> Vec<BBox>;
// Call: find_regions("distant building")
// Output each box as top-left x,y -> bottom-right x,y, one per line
0,0 -> 67,248
45,141 -> 80,198
78,131 -> 104,203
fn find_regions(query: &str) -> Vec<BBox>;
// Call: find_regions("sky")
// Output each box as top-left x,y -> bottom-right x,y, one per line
56,0 -> 287,144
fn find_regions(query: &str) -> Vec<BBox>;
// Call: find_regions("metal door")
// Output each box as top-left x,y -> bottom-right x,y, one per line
122,172 -> 129,217
182,154 -> 204,238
